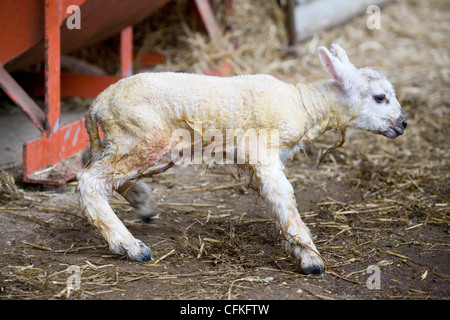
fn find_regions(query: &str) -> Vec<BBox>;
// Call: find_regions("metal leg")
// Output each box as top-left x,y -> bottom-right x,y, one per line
194,0 -> 219,38
44,0 -> 61,135
0,65 -> 46,133
120,26 -> 133,78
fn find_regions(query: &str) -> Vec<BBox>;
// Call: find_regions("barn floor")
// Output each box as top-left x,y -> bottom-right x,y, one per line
0,0 -> 448,300
0,120 -> 448,300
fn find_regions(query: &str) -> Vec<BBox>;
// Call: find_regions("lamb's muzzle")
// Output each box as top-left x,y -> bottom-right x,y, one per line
380,110 -> 407,139
394,110 -> 408,134
76,43 -> 406,275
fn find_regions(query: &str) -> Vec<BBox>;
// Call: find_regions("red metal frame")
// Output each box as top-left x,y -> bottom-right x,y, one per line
22,0 -> 103,184
120,26 -> 133,78
0,0 -> 225,185
6,1 -> 132,185
23,2 -> 135,184
45,0 -> 61,137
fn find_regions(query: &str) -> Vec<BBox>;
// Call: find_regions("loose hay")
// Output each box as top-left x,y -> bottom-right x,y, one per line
0,169 -> 20,204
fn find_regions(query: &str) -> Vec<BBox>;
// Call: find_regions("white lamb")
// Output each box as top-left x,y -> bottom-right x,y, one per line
77,44 -> 407,274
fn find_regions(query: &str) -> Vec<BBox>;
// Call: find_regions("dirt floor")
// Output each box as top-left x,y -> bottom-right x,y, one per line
0,0 -> 449,300
0,148 -> 448,300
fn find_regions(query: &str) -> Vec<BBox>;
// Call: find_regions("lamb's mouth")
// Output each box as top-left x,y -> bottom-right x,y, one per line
379,126 -> 404,139
378,118 -> 406,139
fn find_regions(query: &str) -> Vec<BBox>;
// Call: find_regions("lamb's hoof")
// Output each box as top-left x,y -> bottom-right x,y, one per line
298,247 -> 325,275
139,210 -> 159,223
129,240 -> 152,262
137,251 -> 152,262
301,263 -> 325,275
135,203 -> 158,223
110,239 -> 152,262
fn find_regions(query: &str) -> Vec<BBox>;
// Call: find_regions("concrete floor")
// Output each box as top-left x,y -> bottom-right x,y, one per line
0,99 -> 88,172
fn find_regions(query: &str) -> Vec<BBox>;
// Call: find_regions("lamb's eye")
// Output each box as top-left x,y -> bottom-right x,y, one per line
373,94 -> 385,103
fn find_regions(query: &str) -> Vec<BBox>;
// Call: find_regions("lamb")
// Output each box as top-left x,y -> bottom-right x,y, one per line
76,44 -> 407,274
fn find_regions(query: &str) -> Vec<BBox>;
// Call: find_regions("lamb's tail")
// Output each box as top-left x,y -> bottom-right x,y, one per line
84,99 -> 103,164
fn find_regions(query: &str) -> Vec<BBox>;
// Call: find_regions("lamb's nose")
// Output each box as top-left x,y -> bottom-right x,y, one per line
402,119 -> 407,130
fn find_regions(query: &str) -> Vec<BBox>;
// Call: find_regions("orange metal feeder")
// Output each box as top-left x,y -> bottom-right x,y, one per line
0,0 -> 220,185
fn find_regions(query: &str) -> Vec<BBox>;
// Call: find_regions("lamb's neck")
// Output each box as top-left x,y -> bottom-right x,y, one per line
296,80 -> 344,144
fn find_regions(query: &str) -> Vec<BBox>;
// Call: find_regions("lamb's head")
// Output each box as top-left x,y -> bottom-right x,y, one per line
318,44 -> 407,139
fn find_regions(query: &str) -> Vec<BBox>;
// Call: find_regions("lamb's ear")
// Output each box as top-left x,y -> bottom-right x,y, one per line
318,45 -> 360,88
330,43 -> 351,65
318,46 -> 345,82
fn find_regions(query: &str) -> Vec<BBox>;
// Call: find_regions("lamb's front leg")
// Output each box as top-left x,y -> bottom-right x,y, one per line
252,157 -> 325,274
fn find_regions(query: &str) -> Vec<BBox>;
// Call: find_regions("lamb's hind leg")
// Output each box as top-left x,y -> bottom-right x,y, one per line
77,157 -> 152,261
252,155 -> 325,274
118,180 -> 157,222
82,144 -> 157,222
